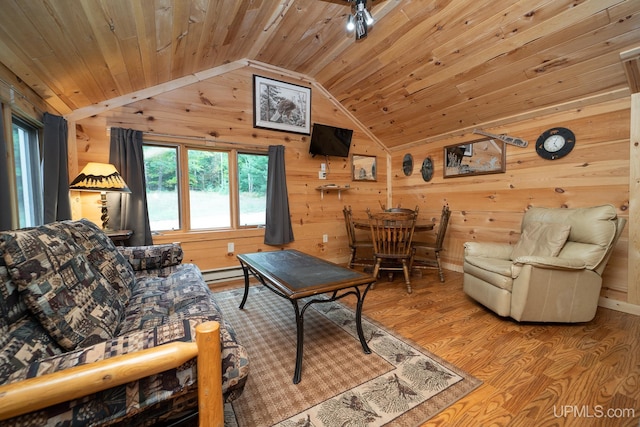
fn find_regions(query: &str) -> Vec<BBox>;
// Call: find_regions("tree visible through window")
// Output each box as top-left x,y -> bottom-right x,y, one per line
238,152 -> 268,226
188,149 -> 230,229
143,143 -> 268,231
143,145 -> 179,230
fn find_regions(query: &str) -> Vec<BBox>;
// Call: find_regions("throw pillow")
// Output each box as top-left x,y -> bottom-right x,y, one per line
66,219 -> 135,305
510,221 -> 571,260
0,223 -> 125,350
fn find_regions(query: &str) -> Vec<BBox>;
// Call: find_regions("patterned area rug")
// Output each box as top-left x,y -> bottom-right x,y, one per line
214,286 -> 481,426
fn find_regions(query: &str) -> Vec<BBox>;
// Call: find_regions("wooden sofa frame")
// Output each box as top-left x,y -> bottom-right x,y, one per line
0,321 -> 223,427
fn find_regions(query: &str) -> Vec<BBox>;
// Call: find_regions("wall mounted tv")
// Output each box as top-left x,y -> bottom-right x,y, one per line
309,123 -> 353,158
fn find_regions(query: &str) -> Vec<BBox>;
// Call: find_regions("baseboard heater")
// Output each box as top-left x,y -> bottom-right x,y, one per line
202,266 -> 244,284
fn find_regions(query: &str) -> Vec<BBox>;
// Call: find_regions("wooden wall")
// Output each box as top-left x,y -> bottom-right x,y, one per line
68,62 -> 636,314
390,97 -> 634,312
70,64 -> 388,271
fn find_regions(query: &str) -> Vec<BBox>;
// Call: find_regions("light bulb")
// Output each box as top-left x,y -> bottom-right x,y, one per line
346,14 -> 355,31
364,9 -> 374,26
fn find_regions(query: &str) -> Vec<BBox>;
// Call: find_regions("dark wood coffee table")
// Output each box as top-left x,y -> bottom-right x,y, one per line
236,249 -> 376,384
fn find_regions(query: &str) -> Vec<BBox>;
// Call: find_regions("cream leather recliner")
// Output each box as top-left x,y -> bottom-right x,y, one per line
463,205 -> 626,322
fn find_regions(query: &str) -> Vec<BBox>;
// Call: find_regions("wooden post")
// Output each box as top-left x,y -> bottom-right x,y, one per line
629,93 -> 640,306
0,341 -> 199,421
0,321 -> 225,425
196,321 -> 224,427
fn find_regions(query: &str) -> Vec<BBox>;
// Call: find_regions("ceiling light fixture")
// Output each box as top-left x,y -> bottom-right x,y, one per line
346,0 -> 374,40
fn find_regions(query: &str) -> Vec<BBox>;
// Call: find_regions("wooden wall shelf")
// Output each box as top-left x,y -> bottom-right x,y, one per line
316,185 -> 350,200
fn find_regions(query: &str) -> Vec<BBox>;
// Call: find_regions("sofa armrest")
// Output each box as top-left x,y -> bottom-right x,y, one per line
512,255 -> 587,270
0,321 -> 223,427
117,243 -> 183,271
464,241 -> 513,259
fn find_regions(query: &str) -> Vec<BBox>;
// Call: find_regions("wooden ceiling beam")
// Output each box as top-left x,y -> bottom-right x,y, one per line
621,47 -> 640,94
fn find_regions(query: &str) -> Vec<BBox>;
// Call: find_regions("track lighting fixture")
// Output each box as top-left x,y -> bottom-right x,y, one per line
346,0 -> 374,40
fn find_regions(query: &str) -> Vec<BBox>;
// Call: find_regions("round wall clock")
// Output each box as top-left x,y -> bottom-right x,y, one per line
535,127 -> 575,160
402,153 -> 413,176
420,157 -> 434,182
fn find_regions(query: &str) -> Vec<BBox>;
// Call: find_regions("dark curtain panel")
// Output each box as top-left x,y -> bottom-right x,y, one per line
43,113 -> 72,223
0,107 -> 12,231
264,145 -> 294,245
108,127 -> 152,246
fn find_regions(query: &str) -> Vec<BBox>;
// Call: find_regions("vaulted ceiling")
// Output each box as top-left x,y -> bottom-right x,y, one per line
0,0 -> 637,151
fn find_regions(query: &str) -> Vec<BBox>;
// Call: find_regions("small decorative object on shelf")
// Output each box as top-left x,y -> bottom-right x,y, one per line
316,184 -> 350,200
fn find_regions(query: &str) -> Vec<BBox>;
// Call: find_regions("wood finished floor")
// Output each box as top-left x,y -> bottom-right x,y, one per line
211,269 -> 640,427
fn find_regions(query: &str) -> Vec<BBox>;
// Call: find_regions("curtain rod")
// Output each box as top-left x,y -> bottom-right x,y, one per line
111,129 -> 266,151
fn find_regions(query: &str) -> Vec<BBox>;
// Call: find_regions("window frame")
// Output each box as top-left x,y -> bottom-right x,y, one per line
10,115 -> 43,228
143,140 -> 268,233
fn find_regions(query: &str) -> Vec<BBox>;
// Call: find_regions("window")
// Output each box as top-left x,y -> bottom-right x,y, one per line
143,143 -> 268,232
188,149 -> 230,229
11,117 -> 42,228
143,145 -> 180,230
237,152 -> 268,226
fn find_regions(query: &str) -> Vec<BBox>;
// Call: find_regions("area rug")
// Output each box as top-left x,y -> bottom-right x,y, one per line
215,286 -> 481,426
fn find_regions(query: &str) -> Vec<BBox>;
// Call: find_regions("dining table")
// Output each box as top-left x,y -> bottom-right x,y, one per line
352,221 -> 434,232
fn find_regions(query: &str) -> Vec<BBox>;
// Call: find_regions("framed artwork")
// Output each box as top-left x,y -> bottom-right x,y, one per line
444,137 -> 506,178
253,75 -> 311,135
352,154 -> 377,181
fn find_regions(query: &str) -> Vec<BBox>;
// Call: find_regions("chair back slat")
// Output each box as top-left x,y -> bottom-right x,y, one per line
343,206 -> 356,246
434,205 -> 451,249
367,210 -> 417,256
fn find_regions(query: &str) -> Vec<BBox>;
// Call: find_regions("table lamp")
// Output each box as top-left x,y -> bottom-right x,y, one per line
69,162 -> 131,230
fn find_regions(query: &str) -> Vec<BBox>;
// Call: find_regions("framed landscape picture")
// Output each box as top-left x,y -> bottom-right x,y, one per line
443,138 -> 506,178
253,75 -> 311,135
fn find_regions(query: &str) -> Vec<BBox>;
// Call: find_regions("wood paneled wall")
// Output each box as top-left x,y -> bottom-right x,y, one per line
69,63 -> 636,313
391,98 -> 634,312
71,65 -> 387,271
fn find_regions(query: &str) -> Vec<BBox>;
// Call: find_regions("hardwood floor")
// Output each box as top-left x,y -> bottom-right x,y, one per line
210,270 -> 640,427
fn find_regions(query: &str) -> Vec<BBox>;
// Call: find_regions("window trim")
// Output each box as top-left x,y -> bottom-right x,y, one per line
143,140 -> 268,233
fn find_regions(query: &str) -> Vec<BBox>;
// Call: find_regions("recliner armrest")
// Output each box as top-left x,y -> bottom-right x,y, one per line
464,241 -> 512,259
512,255 -> 586,270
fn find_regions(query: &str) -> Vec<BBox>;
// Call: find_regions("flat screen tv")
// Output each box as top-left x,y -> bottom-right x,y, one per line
309,123 -> 353,158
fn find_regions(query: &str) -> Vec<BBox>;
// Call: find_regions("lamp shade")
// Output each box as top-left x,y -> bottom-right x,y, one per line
69,162 -> 131,193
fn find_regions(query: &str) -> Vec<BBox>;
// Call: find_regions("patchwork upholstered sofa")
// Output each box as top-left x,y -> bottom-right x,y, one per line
0,219 -> 248,426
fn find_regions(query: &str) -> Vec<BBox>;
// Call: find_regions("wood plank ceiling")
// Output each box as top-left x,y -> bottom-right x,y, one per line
0,0 -> 637,151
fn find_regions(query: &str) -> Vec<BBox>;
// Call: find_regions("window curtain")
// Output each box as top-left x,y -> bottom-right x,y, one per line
0,106 -> 12,231
42,113 -> 72,223
264,145 -> 294,245
108,127 -> 153,246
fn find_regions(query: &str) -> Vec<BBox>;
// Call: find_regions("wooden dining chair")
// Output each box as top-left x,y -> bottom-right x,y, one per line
343,205 -> 373,268
366,209 -> 418,293
412,205 -> 451,282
